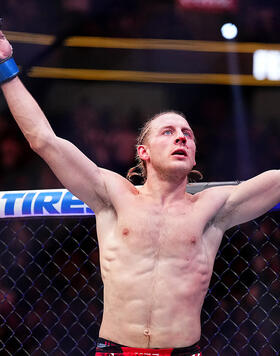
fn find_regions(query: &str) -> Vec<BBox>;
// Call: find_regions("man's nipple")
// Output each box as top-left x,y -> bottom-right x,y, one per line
122,228 -> 130,237
191,236 -> 197,244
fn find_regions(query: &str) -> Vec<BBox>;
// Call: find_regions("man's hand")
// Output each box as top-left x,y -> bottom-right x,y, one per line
0,30 -> 13,60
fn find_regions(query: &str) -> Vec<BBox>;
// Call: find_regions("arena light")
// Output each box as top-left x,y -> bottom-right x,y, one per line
253,49 -> 280,80
221,23 -> 238,40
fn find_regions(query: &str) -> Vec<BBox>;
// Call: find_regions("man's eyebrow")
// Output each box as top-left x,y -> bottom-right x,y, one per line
160,125 -> 174,130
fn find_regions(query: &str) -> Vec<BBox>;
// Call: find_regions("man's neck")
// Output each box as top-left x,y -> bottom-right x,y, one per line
141,172 -> 189,205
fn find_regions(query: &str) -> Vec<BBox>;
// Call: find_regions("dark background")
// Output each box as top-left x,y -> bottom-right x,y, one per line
0,0 -> 279,189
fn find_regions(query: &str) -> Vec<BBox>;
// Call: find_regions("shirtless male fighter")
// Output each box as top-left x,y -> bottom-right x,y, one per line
0,31 -> 280,356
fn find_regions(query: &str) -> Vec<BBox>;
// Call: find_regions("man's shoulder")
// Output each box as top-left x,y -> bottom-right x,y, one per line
194,184 -> 235,202
192,185 -> 237,228
100,168 -> 139,206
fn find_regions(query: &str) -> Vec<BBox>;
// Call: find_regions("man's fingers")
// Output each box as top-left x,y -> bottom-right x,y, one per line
0,31 -> 6,40
0,31 -> 13,59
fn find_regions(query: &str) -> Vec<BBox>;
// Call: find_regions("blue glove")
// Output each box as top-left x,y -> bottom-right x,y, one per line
0,56 -> 19,84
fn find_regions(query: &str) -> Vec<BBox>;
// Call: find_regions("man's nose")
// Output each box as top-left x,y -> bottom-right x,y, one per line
175,135 -> 186,144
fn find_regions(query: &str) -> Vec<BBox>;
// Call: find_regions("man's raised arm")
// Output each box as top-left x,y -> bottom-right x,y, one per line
0,31 -> 116,214
215,170 -> 280,231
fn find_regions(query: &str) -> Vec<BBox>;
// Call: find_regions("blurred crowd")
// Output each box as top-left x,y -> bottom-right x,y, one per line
0,93 -> 279,190
2,0 -> 280,42
0,103 -> 141,190
0,0 -> 279,189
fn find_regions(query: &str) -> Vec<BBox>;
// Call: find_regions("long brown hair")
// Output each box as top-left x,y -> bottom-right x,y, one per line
126,111 -> 202,183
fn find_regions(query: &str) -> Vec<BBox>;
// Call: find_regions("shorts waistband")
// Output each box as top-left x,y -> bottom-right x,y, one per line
96,337 -> 201,356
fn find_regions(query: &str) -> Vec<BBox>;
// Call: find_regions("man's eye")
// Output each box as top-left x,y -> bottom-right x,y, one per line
183,132 -> 191,137
163,130 -> 172,135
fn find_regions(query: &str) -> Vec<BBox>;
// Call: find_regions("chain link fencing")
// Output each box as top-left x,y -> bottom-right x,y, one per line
0,187 -> 279,356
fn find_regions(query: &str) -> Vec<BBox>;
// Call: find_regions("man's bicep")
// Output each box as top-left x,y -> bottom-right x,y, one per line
38,136 -> 112,212
218,170 -> 280,230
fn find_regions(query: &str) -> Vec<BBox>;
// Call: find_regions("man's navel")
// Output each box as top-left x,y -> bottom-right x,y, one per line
143,328 -> 151,336
143,328 -> 151,347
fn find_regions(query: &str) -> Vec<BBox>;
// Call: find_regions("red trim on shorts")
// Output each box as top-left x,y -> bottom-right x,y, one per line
120,347 -> 201,356
96,350 -> 201,356
121,347 -> 173,355
95,337 -> 201,356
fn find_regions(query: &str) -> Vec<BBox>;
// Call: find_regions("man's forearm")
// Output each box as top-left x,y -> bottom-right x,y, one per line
1,77 -> 55,151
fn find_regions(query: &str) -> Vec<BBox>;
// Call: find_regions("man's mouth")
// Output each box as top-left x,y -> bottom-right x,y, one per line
171,149 -> 187,157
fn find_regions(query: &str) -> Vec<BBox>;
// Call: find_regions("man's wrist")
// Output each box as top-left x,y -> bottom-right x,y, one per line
0,57 -> 19,84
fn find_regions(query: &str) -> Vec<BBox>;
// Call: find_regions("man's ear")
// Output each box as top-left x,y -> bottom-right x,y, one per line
192,149 -> 196,166
138,145 -> 150,161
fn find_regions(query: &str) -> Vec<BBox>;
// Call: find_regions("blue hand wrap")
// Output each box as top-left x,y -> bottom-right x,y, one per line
0,57 -> 19,84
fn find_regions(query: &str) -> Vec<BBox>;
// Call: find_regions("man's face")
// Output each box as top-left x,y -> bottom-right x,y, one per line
138,113 -> 196,179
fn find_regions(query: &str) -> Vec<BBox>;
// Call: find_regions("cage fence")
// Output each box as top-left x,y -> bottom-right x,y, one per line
0,186 -> 279,356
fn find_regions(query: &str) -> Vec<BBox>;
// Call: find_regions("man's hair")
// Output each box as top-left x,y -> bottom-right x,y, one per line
126,111 -> 202,183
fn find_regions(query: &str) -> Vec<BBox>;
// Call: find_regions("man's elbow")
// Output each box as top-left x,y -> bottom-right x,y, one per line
266,169 -> 280,200
269,169 -> 280,185
29,132 -> 56,155
275,169 -> 280,195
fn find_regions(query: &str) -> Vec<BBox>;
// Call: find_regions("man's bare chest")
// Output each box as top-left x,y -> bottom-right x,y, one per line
115,201 -> 209,256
